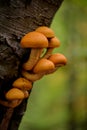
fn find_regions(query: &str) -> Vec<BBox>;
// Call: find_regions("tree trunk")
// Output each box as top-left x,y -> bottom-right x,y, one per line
0,0 -> 64,129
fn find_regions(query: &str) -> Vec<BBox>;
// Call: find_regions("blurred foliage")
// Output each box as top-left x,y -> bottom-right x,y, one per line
19,0 -> 87,130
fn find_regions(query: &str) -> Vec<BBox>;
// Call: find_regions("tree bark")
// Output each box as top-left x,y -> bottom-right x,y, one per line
0,0 -> 64,129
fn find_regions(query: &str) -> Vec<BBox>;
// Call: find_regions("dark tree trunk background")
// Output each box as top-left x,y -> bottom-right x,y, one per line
0,0 -> 64,129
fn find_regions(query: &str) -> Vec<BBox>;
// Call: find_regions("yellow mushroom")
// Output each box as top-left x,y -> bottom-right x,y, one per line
20,31 -> 48,70
47,53 -> 67,74
0,88 -> 25,108
5,88 -> 25,101
49,53 -> 67,67
33,58 -> 55,74
12,77 -> 32,90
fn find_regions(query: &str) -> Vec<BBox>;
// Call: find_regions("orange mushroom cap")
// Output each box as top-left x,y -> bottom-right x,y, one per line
36,26 -> 55,38
49,53 -> 67,66
48,37 -> 60,48
12,77 -> 32,90
5,88 -> 24,101
33,58 -> 55,74
20,31 -> 48,48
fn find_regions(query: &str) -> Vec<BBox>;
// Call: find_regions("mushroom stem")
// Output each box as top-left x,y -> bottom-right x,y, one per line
0,99 -> 22,108
43,48 -> 53,59
23,48 -> 43,70
22,70 -> 44,82
43,37 -> 60,59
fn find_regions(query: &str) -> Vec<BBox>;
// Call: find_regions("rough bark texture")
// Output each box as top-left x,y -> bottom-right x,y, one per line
0,0 -> 64,129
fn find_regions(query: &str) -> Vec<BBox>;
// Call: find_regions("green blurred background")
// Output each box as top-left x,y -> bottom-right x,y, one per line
19,0 -> 87,130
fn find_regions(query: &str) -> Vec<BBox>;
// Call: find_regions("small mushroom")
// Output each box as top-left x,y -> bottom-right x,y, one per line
49,53 -> 67,67
43,37 -> 60,58
47,53 -> 67,74
20,31 -> 48,70
36,26 -> 55,38
5,88 -> 25,101
0,88 -> 25,108
33,58 -> 55,74
12,77 -> 32,90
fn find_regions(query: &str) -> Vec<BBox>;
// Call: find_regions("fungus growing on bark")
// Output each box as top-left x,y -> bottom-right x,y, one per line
0,28 -> 67,108
20,31 -> 48,70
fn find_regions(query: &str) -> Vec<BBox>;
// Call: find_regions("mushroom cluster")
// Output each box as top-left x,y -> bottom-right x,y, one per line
0,26 -> 67,108
21,26 -> 67,81
0,78 -> 32,108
